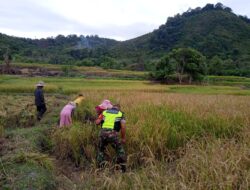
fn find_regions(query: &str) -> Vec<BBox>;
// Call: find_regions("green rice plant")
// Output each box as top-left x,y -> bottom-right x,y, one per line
73,98 -> 96,123
1,77 -> 250,189
36,131 -> 54,153
127,109 -> 233,166
52,99 -> 245,170
1,161 -> 56,190
52,123 -> 98,165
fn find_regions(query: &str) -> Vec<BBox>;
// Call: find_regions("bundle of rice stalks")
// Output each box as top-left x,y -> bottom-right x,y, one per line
1,104 -> 36,128
13,152 -> 54,171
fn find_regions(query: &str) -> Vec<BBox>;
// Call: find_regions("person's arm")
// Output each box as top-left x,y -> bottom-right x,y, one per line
95,114 -> 104,125
120,120 -> 126,144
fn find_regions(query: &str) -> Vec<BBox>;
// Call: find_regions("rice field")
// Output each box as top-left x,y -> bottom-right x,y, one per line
1,75 -> 250,95
0,75 -> 250,189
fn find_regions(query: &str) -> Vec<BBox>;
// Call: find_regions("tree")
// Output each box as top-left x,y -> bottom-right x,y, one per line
99,56 -> 117,69
3,50 -> 12,74
151,48 -> 207,84
170,48 -> 206,84
209,56 -> 224,75
151,55 -> 175,81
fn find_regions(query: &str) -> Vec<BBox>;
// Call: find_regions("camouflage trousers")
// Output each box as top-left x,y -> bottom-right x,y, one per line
97,129 -> 126,171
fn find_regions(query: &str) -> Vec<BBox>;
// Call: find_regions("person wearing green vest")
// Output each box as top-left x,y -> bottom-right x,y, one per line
95,104 -> 127,172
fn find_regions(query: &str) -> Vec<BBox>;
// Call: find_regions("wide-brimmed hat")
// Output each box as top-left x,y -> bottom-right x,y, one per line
98,99 -> 113,109
36,81 -> 45,87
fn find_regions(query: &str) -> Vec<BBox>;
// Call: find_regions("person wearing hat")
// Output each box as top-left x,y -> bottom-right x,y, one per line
95,99 -> 113,116
95,103 -> 127,172
34,81 -> 47,121
59,101 -> 76,128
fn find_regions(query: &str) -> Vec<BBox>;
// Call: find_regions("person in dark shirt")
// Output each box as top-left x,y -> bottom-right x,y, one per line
34,81 -> 47,121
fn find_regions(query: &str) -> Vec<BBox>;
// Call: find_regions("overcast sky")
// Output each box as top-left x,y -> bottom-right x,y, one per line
0,0 -> 249,41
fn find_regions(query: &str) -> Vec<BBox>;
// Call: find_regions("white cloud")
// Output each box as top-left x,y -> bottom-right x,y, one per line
0,0 -> 249,40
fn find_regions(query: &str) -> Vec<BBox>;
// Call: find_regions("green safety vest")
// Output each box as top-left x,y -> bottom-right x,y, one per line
102,109 -> 123,130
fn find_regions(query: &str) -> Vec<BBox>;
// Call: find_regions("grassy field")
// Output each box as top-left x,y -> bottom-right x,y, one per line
1,75 -> 250,95
0,74 -> 250,189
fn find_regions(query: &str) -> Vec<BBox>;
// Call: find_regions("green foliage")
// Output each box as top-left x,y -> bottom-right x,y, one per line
150,55 -> 175,81
110,3 -> 250,76
0,81 -> 250,189
1,161 -> 56,190
74,100 -> 96,123
151,48 -> 207,83
99,56 -> 121,69
171,48 -> 207,82
209,56 -> 224,75
61,65 -> 75,76
1,3 -> 250,77
76,58 -> 95,66
52,123 -> 98,165
0,33 -> 118,65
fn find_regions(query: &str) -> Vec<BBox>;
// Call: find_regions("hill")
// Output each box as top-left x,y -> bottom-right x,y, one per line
0,33 -> 119,65
0,3 -> 250,76
111,3 -> 250,75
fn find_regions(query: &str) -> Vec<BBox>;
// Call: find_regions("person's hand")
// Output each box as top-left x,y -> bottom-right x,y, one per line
121,138 -> 126,144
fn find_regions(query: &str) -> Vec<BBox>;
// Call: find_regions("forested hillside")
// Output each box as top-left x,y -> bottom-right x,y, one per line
112,3 -> 250,75
0,3 -> 250,76
0,34 -> 119,66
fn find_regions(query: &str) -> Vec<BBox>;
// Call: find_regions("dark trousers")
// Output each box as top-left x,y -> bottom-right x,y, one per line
36,104 -> 47,121
97,129 -> 126,172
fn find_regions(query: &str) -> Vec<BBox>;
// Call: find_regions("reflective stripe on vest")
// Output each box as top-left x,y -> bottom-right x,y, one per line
102,109 -> 123,129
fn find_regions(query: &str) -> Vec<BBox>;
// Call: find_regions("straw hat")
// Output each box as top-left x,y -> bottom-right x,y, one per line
36,81 -> 45,87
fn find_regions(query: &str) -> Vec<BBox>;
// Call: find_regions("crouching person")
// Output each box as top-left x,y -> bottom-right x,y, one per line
95,99 -> 113,116
95,104 -> 127,172
59,102 -> 76,128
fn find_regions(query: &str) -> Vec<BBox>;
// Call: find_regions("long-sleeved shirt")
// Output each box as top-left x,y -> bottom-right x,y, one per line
34,88 -> 45,106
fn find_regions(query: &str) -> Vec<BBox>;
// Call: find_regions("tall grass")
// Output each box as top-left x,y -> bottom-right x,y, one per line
0,95 -> 65,190
52,91 -> 250,171
1,75 -> 250,95
1,80 -> 250,189
52,123 -> 98,165
76,133 -> 250,190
